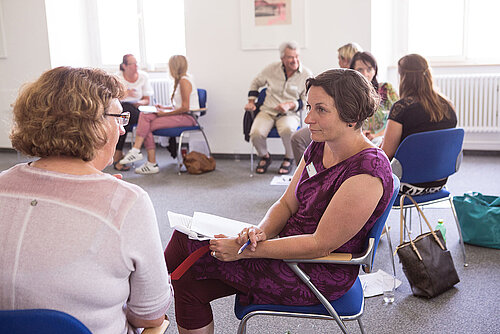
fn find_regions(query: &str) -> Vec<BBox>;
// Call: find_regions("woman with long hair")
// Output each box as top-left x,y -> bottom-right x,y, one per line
381,54 -> 457,195
120,55 -> 199,174
349,51 -> 399,145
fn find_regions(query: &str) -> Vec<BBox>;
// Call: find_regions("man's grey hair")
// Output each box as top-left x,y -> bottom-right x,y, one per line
279,41 -> 299,58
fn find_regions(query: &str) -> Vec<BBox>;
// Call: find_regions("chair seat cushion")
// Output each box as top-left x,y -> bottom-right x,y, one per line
234,277 -> 363,320
394,188 -> 451,207
153,126 -> 200,137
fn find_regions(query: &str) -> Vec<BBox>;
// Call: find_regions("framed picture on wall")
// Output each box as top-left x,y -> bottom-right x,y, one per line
240,0 -> 306,50
0,2 -> 6,58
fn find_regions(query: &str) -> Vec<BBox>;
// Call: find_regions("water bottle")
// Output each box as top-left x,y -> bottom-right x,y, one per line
181,142 -> 189,159
435,219 -> 447,242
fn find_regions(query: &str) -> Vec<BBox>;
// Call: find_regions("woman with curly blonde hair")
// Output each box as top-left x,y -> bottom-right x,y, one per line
0,67 -> 173,333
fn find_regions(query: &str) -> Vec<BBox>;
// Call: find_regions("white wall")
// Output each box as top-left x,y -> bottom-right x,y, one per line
184,0 -> 372,155
0,0 -> 51,148
1,0 -> 497,151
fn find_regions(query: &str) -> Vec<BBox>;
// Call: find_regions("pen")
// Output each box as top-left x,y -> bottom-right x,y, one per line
237,239 -> 251,254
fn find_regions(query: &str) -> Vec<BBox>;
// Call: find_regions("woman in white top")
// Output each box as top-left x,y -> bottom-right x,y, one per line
120,55 -> 199,174
0,67 -> 173,334
113,54 -> 154,172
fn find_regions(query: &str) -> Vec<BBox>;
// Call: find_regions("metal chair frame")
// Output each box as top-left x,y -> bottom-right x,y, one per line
152,88 -> 211,174
235,175 -> 400,334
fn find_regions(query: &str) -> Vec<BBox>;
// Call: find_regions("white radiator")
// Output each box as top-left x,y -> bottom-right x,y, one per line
434,74 -> 500,133
150,78 -> 172,106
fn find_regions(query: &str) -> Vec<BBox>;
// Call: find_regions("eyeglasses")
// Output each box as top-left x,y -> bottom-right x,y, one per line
105,111 -> 130,126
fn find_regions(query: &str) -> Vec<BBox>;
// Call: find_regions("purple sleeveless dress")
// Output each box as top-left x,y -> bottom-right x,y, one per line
186,142 -> 393,305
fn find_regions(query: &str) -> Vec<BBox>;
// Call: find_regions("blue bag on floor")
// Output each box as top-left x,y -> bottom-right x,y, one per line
453,192 -> 500,249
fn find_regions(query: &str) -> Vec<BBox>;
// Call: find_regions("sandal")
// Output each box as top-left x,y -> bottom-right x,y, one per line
113,161 -> 131,171
278,158 -> 294,175
256,155 -> 272,174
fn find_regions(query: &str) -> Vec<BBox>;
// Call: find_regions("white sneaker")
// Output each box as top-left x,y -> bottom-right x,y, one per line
120,150 -> 144,164
135,162 -> 160,174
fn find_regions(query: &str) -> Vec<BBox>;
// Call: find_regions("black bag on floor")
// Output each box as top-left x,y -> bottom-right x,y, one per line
396,194 -> 460,298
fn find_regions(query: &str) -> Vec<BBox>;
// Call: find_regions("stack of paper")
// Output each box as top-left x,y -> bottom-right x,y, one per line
168,211 -> 254,241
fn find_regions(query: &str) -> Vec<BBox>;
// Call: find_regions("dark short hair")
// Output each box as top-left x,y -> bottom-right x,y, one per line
349,51 -> 379,91
10,67 -> 125,161
119,54 -> 134,71
306,69 -> 379,129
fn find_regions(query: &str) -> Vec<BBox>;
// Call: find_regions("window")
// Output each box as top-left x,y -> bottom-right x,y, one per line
406,0 -> 500,63
45,0 -> 185,70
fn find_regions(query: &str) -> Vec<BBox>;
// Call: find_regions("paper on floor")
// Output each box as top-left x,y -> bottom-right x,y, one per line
270,175 -> 292,186
359,269 -> 402,298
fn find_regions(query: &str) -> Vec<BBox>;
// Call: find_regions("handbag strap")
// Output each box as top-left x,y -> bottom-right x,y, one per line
399,194 -> 446,252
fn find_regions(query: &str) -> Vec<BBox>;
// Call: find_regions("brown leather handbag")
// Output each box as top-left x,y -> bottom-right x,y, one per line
183,151 -> 216,174
396,194 -> 460,298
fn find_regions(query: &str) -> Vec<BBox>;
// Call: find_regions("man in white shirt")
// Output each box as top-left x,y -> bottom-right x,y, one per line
245,41 -> 313,174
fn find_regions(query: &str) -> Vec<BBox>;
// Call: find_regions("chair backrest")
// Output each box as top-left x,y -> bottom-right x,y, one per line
255,88 -> 267,109
391,128 -> 464,184
0,309 -> 92,334
196,88 -> 207,116
197,88 -> 207,109
367,174 -> 400,267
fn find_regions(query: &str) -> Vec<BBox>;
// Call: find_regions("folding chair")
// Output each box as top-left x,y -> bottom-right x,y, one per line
234,174 -> 400,334
152,88 -> 211,174
389,128 -> 468,267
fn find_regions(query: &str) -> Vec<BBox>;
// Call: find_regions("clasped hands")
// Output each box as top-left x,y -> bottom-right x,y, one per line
244,101 -> 295,114
209,226 -> 266,262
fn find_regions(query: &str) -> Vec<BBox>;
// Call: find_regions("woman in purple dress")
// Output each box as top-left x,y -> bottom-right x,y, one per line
165,69 -> 394,334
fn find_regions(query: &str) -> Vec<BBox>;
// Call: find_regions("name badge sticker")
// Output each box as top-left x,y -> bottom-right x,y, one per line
306,162 -> 317,178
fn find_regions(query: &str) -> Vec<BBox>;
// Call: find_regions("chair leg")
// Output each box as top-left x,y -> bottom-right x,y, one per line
237,316 -> 249,334
449,197 -> 468,267
358,317 -> 366,334
198,129 -> 212,156
250,142 -> 254,177
385,222 -> 397,278
177,135 -> 184,175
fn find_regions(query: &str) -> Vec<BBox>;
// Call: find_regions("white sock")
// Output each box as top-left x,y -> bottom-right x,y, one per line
146,161 -> 157,167
130,147 -> 140,154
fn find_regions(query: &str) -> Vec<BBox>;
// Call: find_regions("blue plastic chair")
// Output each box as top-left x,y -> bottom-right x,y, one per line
152,88 -> 211,174
247,88 -> 302,175
0,308 -> 170,334
0,309 -> 92,334
389,128 -> 467,267
234,174 -> 400,334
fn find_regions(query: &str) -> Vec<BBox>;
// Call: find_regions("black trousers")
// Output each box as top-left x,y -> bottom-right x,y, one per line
115,102 -> 140,151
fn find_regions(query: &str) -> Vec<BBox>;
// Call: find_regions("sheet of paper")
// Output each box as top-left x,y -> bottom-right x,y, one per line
358,269 -> 402,298
270,175 -> 292,186
138,105 -> 158,114
192,212 -> 254,238
167,211 -> 199,239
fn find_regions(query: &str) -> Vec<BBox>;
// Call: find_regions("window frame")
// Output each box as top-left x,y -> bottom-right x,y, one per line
397,0 -> 500,66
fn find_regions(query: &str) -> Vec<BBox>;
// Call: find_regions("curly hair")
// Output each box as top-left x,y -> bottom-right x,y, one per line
306,69 -> 379,129
10,66 -> 125,161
